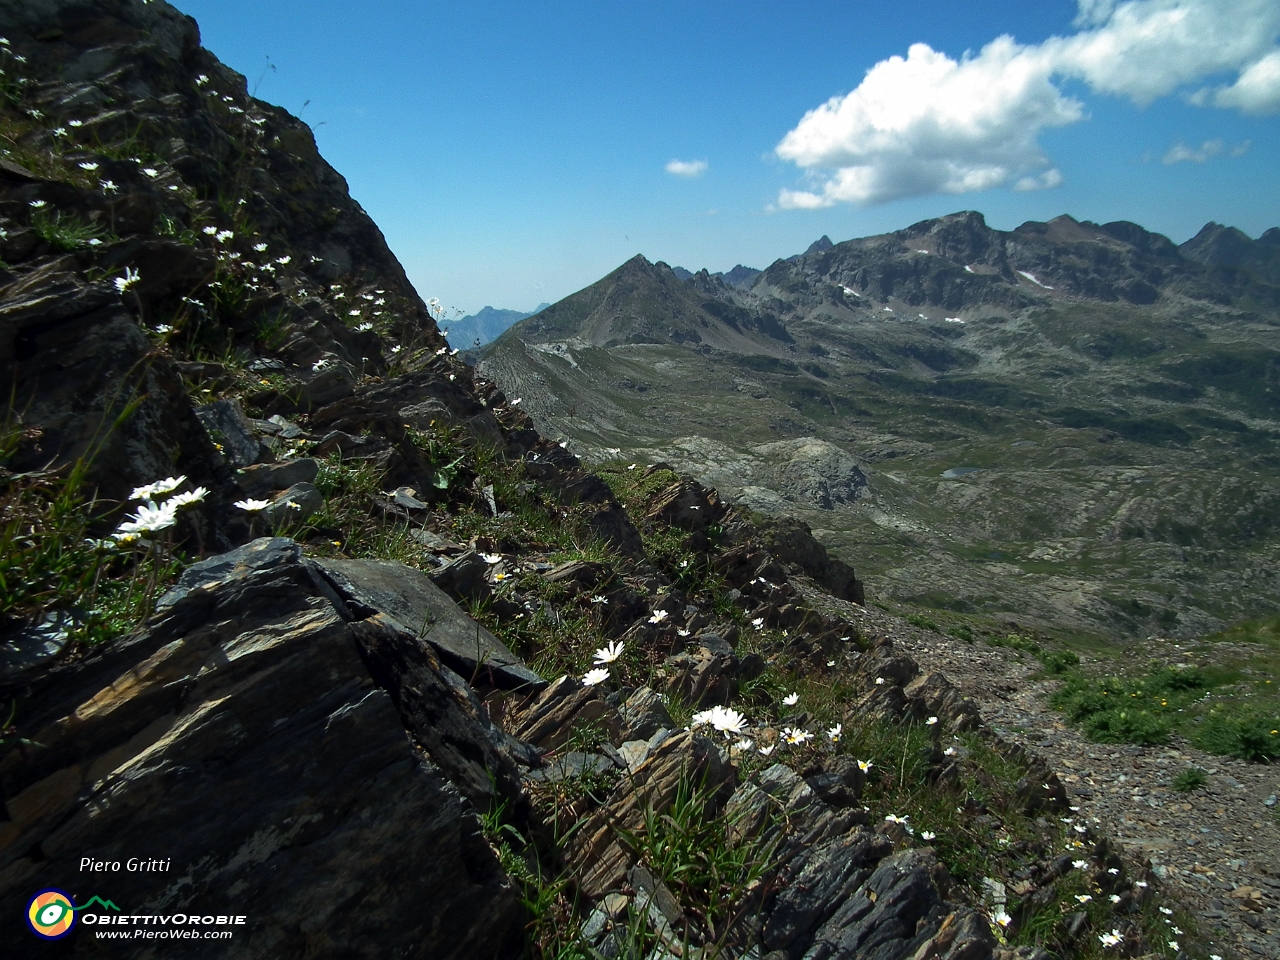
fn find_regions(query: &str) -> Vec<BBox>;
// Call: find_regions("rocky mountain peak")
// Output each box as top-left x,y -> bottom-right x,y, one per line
804,234 -> 834,255
1180,220 -> 1280,285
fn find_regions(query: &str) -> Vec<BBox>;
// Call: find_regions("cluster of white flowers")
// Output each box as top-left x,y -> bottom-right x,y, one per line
578,636 -> 627,687
114,476 -> 207,540
691,705 -> 748,738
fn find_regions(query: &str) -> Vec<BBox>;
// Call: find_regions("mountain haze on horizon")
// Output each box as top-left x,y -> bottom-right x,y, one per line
441,303 -> 550,349
481,209 -> 1280,641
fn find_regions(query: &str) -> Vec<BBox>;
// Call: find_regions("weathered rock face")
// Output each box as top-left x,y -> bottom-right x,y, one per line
0,256 -> 229,514
0,0 -> 452,537
0,538 -> 535,957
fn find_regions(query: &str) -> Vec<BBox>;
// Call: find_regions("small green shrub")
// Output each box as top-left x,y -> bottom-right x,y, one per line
1039,650 -> 1080,674
987,633 -> 1041,656
1082,705 -> 1172,743
1194,707 -> 1280,761
906,613 -> 940,632
1171,767 -> 1208,792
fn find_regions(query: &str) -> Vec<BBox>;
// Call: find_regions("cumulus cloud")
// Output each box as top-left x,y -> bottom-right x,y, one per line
775,0 -> 1280,208
665,158 -> 708,178
1199,49 -> 1280,111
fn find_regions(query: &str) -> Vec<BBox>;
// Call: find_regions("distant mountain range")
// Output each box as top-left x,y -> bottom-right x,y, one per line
441,303 -> 550,349
480,212 -> 1280,640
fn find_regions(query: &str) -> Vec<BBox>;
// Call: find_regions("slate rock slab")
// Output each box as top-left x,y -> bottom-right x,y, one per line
264,481 -> 324,525
317,557 -> 545,691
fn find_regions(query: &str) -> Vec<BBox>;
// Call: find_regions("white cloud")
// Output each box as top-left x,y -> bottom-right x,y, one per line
1014,169 -> 1065,191
1162,138 -> 1251,162
775,0 -> 1280,208
1201,49 -> 1280,112
1162,138 -> 1223,163
665,158 -> 708,178
1049,0 -> 1280,106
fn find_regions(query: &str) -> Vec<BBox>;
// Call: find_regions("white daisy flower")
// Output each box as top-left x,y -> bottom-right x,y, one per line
593,640 -> 624,665
130,476 -> 186,500
165,487 -> 208,509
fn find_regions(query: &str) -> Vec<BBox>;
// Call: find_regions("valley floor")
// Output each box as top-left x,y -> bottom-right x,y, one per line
800,583 -> 1280,960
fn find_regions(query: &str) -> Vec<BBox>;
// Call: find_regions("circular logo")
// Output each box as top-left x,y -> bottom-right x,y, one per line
27,889 -> 77,940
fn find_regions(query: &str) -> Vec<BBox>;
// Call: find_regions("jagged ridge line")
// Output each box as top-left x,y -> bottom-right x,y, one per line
73,896 -> 121,912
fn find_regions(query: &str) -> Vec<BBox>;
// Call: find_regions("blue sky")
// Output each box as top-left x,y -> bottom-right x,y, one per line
173,1 -> 1280,315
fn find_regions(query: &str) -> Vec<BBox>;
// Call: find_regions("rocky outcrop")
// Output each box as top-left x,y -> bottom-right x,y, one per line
0,538 -> 535,957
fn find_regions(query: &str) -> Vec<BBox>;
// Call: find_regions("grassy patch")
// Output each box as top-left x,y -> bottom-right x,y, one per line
1050,660 -> 1280,760
29,206 -> 112,251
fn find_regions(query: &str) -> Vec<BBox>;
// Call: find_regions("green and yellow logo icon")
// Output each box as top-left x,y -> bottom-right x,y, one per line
27,889 -> 76,939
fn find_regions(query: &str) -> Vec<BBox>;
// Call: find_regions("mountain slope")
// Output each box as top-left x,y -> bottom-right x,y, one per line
481,212 -> 1280,640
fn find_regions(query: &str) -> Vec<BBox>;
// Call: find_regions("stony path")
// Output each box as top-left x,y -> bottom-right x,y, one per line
802,589 -> 1280,959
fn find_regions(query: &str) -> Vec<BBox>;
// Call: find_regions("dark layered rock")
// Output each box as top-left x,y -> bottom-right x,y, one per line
236,457 -> 319,497
504,674 -> 622,751
0,537 -> 527,957
754,514 -> 865,604
801,848 -> 991,960
0,263 -> 228,516
567,730 -> 733,899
